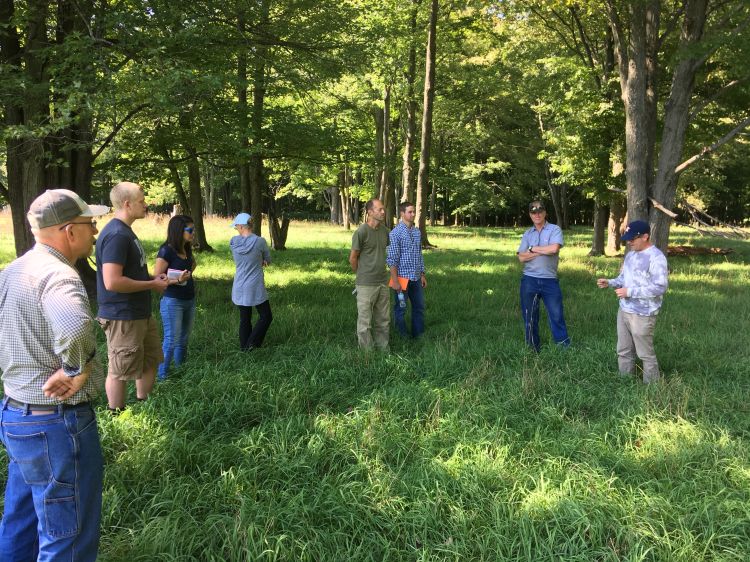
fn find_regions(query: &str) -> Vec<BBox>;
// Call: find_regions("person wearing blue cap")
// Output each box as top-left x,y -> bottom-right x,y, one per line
230,213 -> 272,351
597,220 -> 669,383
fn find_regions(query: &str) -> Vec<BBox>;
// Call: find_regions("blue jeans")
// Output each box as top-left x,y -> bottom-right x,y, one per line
158,296 -> 196,379
393,280 -> 425,338
0,399 -> 103,562
520,275 -> 570,351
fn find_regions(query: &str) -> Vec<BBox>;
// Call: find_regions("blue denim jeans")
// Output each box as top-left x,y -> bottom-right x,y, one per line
158,296 -> 196,379
393,280 -> 425,338
0,399 -> 103,562
520,275 -> 570,351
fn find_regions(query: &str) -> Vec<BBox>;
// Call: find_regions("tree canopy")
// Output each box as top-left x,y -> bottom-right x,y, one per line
2,0 -> 748,254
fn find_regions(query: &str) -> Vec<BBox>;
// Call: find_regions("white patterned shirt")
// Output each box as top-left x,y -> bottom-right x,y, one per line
607,245 -> 669,316
0,244 -> 104,404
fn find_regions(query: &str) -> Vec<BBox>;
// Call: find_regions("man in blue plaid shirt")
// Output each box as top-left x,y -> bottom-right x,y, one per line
387,201 -> 427,337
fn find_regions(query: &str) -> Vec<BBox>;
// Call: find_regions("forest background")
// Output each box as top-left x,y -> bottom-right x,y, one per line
1,0 -> 749,257
2,2 -> 750,560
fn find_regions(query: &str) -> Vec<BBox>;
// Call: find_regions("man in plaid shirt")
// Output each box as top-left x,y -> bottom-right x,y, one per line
387,201 -> 427,338
0,189 -> 108,561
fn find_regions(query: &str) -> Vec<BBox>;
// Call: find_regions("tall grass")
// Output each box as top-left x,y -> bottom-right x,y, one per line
1,211 -> 749,561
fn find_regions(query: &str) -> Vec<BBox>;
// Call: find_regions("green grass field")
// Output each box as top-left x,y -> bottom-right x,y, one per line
1,212 -> 750,561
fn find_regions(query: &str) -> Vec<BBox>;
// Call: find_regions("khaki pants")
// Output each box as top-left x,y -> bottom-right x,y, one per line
617,309 -> 660,383
355,284 -> 390,350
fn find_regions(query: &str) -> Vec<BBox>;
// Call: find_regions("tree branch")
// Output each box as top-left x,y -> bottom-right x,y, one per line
657,5 -> 684,49
604,0 -> 628,89
529,6 -> 586,67
570,6 -> 601,89
692,13 -> 750,73
649,197 -> 678,218
93,150 -> 212,170
91,103 -> 150,161
689,76 -> 749,122
675,115 -> 750,174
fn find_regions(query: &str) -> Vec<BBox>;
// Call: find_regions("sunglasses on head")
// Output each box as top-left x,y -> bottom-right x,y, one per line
184,227 -> 194,233
529,207 -> 545,214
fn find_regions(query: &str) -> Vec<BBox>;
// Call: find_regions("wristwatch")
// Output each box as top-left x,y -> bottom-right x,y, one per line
529,246 -> 534,253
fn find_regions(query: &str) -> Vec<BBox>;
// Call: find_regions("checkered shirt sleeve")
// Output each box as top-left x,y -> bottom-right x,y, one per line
0,244 -> 104,404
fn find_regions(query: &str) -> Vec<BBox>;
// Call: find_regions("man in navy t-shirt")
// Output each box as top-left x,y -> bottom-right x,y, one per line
96,182 -> 169,412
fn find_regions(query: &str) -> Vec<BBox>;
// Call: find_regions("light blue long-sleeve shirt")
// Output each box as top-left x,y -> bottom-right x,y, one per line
230,234 -> 271,307
608,245 -> 668,316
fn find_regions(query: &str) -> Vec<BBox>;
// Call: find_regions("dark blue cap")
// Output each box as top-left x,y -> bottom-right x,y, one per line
621,220 -> 650,241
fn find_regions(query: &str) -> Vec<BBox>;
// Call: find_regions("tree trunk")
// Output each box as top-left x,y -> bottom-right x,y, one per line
589,198 -> 608,256
237,9 -> 252,213
204,163 -> 215,216
249,0 -> 270,236
2,0 -> 50,255
608,0 -> 651,223
328,184 -> 342,224
267,192 -> 289,250
430,179 -> 437,227
607,0 -> 710,251
158,142 -> 190,213
185,144 -> 213,252
415,0 -> 438,248
401,0 -> 419,203
340,166 -> 352,230
607,195 -> 626,254
380,84 -> 394,227
372,105 -> 384,199
340,189 -> 351,230
650,0 -> 707,251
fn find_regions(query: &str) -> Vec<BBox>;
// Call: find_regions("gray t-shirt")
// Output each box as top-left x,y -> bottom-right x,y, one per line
517,222 -> 564,279
352,223 -> 389,286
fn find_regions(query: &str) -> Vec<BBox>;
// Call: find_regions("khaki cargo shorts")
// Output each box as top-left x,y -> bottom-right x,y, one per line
98,317 -> 163,380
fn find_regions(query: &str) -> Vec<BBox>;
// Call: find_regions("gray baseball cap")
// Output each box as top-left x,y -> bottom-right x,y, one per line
27,189 -> 110,230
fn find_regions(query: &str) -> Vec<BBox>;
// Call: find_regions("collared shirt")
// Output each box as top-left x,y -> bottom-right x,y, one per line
0,244 -> 104,405
608,245 -> 668,316
517,222 -> 564,279
386,221 -> 425,281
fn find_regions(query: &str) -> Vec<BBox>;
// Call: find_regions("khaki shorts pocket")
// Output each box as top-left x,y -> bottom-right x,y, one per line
109,346 -> 143,380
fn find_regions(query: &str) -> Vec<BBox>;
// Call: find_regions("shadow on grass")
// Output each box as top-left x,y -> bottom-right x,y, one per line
6,230 -> 747,560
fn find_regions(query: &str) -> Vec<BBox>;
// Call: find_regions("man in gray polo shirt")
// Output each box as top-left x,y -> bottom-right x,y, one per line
517,200 -> 571,351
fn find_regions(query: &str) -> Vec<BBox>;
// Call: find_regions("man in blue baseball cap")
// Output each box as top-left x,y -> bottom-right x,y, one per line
597,220 -> 669,383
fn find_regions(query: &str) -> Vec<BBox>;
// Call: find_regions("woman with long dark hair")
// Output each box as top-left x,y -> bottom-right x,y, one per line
153,215 -> 196,379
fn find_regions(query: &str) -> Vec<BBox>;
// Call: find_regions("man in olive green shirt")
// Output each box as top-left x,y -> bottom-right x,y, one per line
349,198 -> 390,349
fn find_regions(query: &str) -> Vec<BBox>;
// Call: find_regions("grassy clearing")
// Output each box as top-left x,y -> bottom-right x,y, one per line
1,211 -> 750,561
